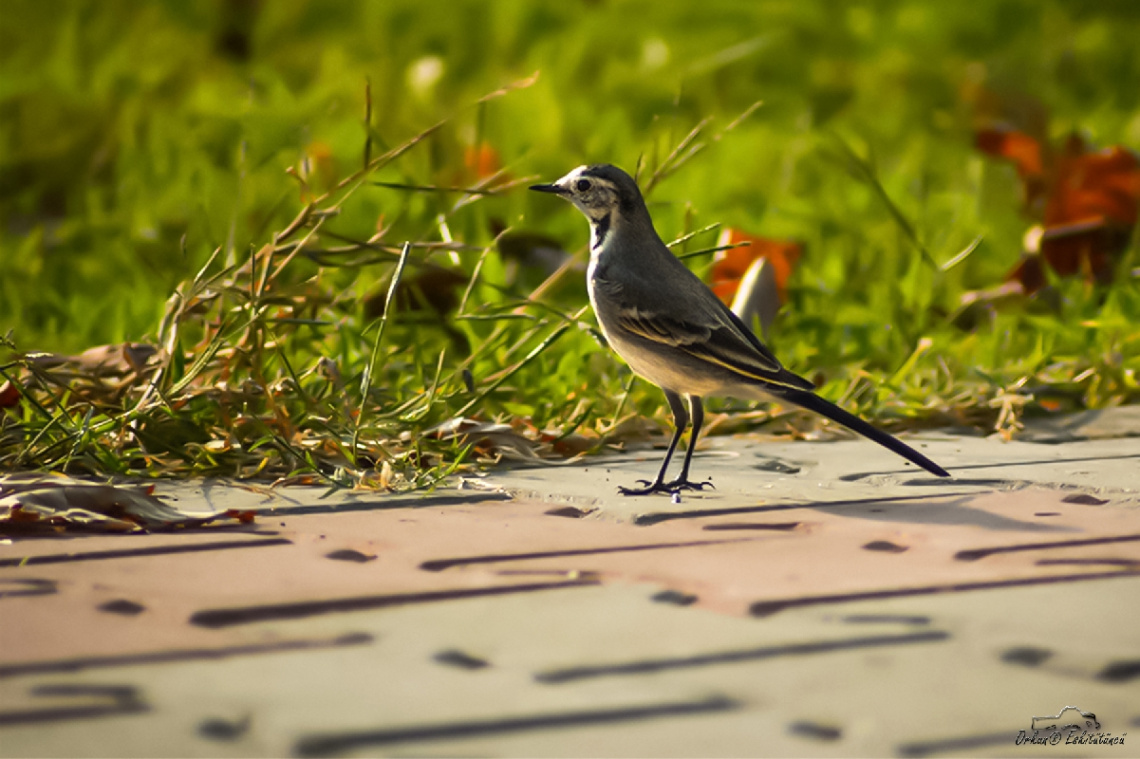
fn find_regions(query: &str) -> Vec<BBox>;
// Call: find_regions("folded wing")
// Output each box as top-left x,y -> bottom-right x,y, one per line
616,304 -> 814,391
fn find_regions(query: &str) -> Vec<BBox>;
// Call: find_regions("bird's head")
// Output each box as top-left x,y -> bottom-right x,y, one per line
530,164 -> 646,228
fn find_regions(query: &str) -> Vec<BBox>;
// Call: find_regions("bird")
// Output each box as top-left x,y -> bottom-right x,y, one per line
530,163 -> 950,495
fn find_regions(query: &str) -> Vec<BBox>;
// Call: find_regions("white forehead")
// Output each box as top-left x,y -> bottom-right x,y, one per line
556,165 -> 591,185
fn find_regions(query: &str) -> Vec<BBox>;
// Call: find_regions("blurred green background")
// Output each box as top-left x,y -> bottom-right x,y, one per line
1,0 -> 1138,480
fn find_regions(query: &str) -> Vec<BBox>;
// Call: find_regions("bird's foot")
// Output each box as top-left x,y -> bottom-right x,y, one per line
617,479 -> 671,496
617,478 -> 713,496
663,478 -> 714,492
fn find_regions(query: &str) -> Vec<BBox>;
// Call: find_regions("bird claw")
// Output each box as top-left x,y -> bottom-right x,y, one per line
617,478 -> 713,496
664,478 -> 714,492
617,480 -> 668,496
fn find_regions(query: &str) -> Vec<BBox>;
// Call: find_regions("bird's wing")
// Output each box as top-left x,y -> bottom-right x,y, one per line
615,303 -> 814,391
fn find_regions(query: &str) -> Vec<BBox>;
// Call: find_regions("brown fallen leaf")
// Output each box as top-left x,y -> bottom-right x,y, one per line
25,343 -> 160,378
421,417 -> 542,462
0,473 -> 242,534
976,126 -> 1139,293
710,229 -> 801,304
0,379 -> 19,408
708,229 -> 802,339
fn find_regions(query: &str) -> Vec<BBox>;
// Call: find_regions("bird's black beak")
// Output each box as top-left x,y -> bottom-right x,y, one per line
529,183 -> 564,195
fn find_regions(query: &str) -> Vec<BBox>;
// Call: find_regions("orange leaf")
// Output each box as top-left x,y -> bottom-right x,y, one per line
980,123 -> 1139,293
1045,145 -> 1140,227
976,128 -> 1044,179
224,509 -> 257,524
710,229 -> 801,303
464,143 -> 501,180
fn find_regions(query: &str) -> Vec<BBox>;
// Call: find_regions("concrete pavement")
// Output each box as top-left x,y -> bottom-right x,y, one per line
1,414 -> 1138,757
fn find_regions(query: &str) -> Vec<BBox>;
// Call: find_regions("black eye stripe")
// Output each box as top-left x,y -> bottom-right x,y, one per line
576,178 -> 591,192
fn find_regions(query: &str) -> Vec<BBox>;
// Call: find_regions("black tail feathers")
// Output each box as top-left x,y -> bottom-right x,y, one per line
778,389 -> 950,478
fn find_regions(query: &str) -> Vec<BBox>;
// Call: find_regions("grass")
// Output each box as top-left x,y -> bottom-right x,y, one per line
1,0 -> 1138,487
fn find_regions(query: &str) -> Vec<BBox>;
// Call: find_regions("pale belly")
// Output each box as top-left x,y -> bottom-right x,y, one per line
605,328 -> 727,396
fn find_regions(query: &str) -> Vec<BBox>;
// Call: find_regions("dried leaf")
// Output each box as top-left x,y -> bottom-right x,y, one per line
549,433 -> 596,458
422,417 -> 541,461
1045,142 -> 1140,227
0,380 -> 19,408
977,124 -> 1139,293
976,128 -> 1045,182
709,229 -> 801,303
0,474 -> 239,533
223,509 -> 257,524
26,343 -> 159,378
729,257 -> 781,340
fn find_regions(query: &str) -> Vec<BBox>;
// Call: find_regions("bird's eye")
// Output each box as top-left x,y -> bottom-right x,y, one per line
575,179 -> 591,192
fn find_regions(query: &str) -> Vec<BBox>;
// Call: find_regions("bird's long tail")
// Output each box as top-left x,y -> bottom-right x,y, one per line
778,389 -> 950,477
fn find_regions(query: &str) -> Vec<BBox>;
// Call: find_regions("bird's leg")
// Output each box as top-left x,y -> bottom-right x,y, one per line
618,391 -> 689,496
663,395 -> 713,491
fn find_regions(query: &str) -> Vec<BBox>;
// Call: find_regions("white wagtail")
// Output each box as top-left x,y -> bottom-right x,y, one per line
530,163 -> 950,495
